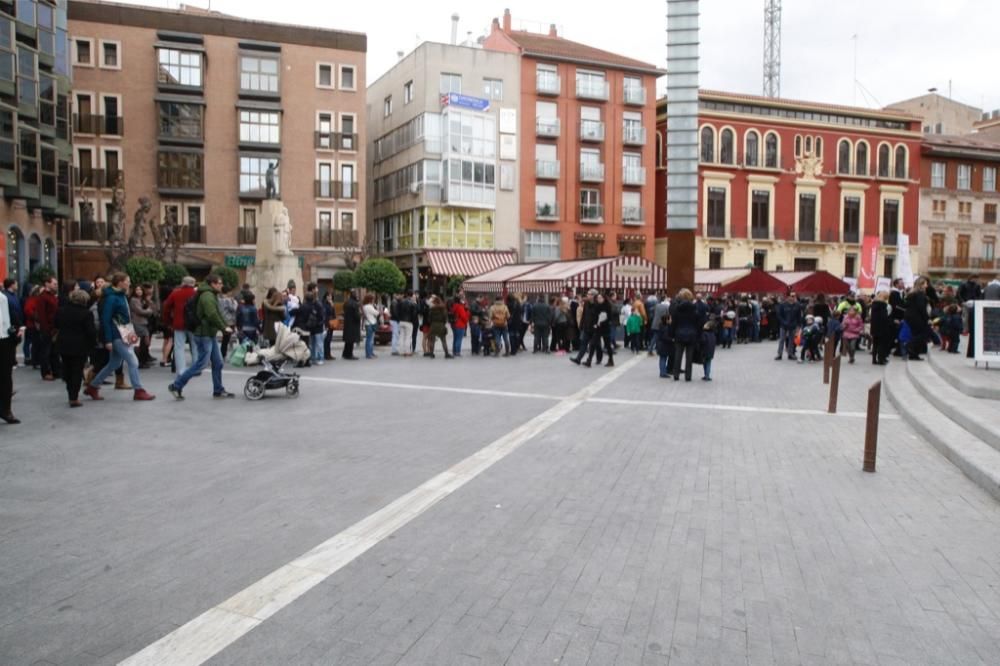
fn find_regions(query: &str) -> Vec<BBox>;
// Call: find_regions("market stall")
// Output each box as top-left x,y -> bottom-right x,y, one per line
505,256 -> 669,294
770,270 -> 851,296
694,268 -> 788,296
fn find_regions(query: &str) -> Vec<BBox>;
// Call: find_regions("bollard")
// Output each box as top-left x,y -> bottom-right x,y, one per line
863,380 -> 881,473
827,353 -> 841,414
823,337 -> 834,384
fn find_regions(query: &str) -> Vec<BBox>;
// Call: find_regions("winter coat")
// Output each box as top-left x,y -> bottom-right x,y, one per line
193,283 -> 228,338
35,290 -> 58,334
54,302 -> 97,356
162,285 -> 196,331
489,302 -> 510,327
236,303 -> 260,335
342,297 -> 362,344
99,287 -> 130,343
218,295 -> 238,327
450,302 -> 470,329
262,299 -> 285,343
293,298 -> 324,335
398,298 -> 419,326
776,300 -> 803,329
428,304 -> 448,336
530,302 -> 553,327
841,313 -> 864,340
984,280 -> 1000,300
869,301 -> 892,339
669,300 -> 702,344
904,290 -> 930,336
699,330 -> 717,361
655,325 -> 674,357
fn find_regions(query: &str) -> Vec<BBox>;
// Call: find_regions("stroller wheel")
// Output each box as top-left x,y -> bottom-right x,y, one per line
244,377 -> 266,401
285,378 -> 300,398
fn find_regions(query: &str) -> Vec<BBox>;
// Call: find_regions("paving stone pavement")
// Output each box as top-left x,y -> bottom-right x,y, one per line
1,339 -> 999,665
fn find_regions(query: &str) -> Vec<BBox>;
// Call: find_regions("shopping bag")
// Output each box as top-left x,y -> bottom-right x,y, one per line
230,341 -> 248,367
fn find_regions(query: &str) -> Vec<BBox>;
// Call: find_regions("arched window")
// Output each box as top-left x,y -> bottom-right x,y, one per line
805,136 -> 813,155
838,139 -> 851,174
700,126 -> 715,163
815,137 -> 823,158
855,142 -> 868,176
764,133 -> 778,168
43,238 -> 55,268
894,145 -> 907,179
877,144 -> 890,178
745,130 -> 759,167
720,128 -> 734,164
794,135 -> 802,157
28,234 -> 42,275
6,226 -> 24,282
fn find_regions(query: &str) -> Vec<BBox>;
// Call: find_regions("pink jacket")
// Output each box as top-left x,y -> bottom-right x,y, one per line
841,314 -> 864,339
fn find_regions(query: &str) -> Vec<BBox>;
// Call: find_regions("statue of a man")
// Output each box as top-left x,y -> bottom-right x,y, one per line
265,159 -> 280,199
128,196 -> 152,255
273,206 -> 292,256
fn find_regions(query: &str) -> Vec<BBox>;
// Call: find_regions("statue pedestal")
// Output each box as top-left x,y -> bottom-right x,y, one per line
247,199 -> 303,305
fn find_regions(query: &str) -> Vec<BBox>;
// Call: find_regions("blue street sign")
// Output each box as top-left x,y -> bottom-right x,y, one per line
440,92 -> 490,112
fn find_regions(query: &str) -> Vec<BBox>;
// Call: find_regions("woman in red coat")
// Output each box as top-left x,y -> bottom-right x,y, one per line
449,294 -> 470,357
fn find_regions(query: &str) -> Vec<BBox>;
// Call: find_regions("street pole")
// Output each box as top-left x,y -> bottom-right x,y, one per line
863,380 -> 881,472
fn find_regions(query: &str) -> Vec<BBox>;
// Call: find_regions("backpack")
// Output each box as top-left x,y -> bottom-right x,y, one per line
183,292 -> 201,331
304,303 -> 320,331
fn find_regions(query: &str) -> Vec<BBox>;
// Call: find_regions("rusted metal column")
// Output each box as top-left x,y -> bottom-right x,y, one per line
863,380 -> 881,472
827,353 -> 841,414
823,335 -> 834,384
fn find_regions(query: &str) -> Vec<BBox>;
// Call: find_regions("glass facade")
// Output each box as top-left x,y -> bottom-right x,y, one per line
376,207 -> 495,252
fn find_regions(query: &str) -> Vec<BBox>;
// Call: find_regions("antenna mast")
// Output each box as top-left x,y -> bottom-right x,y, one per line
763,0 -> 781,98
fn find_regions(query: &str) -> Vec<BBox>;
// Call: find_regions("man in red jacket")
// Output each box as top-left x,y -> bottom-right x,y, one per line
162,276 -> 196,376
35,277 -> 59,380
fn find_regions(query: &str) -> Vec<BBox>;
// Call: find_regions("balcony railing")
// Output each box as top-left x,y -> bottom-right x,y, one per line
536,117 -> 560,138
798,226 -> 816,242
181,225 -> 205,244
622,166 -> 646,186
536,72 -> 560,95
883,232 -> 898,246
339,181 -> 358,199
71,221 -> 108,242
535,160 -> 560,179
932,256 -> 996,270
843,229 -> 860,244
706,224 -> 726,238
315,131 -> 334,149
314,228 -> 359,247
72,114 -> 123,136
536,202 -> 559,220
580,204 -> 604,222
580,120 -> 605,142
315,179 -> 337,198
750,226 -> 769,240
622,125 -> 646,146
622,206 -> 644,225
579,163 -> 605,182
624,86 -> 646,106
74,168 -> 104,188
338,133 -> 358,151
238,227 -> 258,245
576,78 -> 609,100
105,170 -> 124,188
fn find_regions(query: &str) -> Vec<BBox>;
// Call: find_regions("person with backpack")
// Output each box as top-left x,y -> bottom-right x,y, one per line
236,292 -> 260,344
292,290 -> 325,366
167,274 -> 234,400
162,276 -> 197,375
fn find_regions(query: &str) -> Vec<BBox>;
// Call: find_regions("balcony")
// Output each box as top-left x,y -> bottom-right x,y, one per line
181,225 -> 205,244
536,202 -> 559,221
105,170 -> 124,189
72,114 -> 124,136
622,125 -> 646,146
536,117 -> 560,138
338,133 -> 358,151
579,120 -> 605,142
706,224 -> 726,238
535,160 -> 560,180
843,229 -> 860,243
580,204 -> 604,223
622,206 -> 644,225
750,226 -> 769,240
314,131 -> 334,149
576,78 -> 609,101
622,166 -> 646,186
536,72 -> 560,95
315,179 -> 337,198
579,162 -> 605,182
797,226 -> 816,242
883,232 -> 898,246
74,168 -> 104,188
237,227 -> 258,245
932,256 -> 996,271
339,181 -> 358,199
314,228 -> 359,247
624,86 -> 646,106
71,221 -> 108,242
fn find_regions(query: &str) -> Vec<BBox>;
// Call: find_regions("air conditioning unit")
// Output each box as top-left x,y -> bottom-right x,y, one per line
409,182 -> 421,195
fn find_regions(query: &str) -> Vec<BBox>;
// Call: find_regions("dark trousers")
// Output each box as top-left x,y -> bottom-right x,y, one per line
470,323 -> 481,354
873,334 -> 892,364
673,342 -> 695,381
23,327 -> 37,364
1,337 -> 15,415
573,331 -> 592,362
551,323 -> 568,351
411,322 -> 419,352
585,330 -> 614,364
36,331 -> 54,376
343,341 -> 356,359
220,330 -> 233,358
324,328 -> 334,359
533,325 -> 550,352
62,354 -> 86,401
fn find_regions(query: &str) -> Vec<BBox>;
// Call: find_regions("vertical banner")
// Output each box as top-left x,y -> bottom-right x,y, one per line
897,233 -> 914,288
0,231 -> 6,280
858,234 -> 880,291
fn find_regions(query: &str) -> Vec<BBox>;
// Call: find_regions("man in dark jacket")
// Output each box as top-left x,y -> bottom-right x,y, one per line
0,288 -> 20,423
55,289 -> 97,406
342,292 -> 362,360
958,275 -> 983,304
168,275 -> 233,399
469,295 -> 485,355
775,292 -> 803,360
35,276 -> 59,380
570,291 -> 599,365
530,295 -> 553,353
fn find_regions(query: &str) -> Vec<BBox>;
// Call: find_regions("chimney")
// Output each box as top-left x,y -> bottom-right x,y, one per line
548,24 -> 557,37
450,13 -> 459,45
396,50 -> 404,61
502,8 -> 511,32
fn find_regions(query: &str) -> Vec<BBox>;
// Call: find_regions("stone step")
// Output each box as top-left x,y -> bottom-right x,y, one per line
927,349 -> 1000,400
907,358 -> 1000,454
884,361 -> 1000,502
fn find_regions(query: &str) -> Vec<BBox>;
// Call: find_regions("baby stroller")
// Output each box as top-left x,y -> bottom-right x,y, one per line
244,323 -> 310,400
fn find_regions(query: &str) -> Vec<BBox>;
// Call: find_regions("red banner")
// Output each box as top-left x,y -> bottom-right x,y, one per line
858,234 -> 880,291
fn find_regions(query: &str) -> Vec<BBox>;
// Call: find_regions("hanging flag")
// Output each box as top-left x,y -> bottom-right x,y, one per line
897,233 -> 915,288
858,235 -> 880,291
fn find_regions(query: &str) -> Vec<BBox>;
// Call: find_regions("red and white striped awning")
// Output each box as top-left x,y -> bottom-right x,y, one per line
425,250 -> 516,278
507,256 -> 669,294
463,263 -> 550,293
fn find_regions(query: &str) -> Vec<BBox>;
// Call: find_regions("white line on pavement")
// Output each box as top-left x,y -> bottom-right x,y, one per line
588,397 -> 900,420
120,355 -> 645,666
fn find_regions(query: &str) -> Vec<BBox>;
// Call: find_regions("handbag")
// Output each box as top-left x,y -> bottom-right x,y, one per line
230,341 -> 248,367
115,301 -> 139,347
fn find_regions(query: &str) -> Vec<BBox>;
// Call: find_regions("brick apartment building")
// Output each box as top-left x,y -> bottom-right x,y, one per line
64,0 -> 366,287
654,90 -> 924,280
1,0 -> 73,287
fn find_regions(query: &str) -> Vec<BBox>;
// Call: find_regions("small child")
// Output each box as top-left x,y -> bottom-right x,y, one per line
480,320 -> 496,358
939,304 -> 963,353
826,310 -> 843,355
656,314 -> 674,378
800,316 -> 823,363
626,309 -> 644,354
700,320 -> 717,381
720,310 -> 736,349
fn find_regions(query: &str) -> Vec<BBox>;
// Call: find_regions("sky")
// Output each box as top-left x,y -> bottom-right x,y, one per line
111,0 -> 1000,114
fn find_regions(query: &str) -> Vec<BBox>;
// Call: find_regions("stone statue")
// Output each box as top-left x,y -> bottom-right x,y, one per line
128,196 -> 152,256
273,206 -> 292,256
265,159 -> 280,199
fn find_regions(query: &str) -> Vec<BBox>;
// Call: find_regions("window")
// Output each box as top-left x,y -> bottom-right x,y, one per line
100,40 -> 119,69
883,200 -> 899,245
524,230 -> 560,260
577,238 -> 602,259
745,131 -> 759,167
17,46 -> 35,107
483,78 -> 502,101
575,70 -> 607,99
239,110 -> 280,145
340,211 -> 356,231
536,184 -> 556,217
844,254 -> 856,277
340,163 -> 355,199
753,249 -> 767,270
706,186 -> 726,237
158,151 -> 203,191
751,190 -> 770,239
985,203 -> 997,225
103,148 -> 121,186
240,55 -> 279,93
159,101 -> 203,140
932,199 -> 946,214
16,0 -> 35,26
580,188 -> 601,221
536,63 -> 558,93
855,142 -> 868,176
719,128 -> 734,164
764,133 -> 778,168
74,37 -> 92,66
931,162 -> 946,188
340,114 -> 356,150
339,65 -> 355,90
316,162 -> 334,197
445,109 -> 496,158
440,73 -> 461,95
708,248 -> 723,269
102,95 -> 120,135
958,201 -> 972,217
843,196 -> 860,243
240,207 -> 257,244
804,136 -> 812,155
186,205 -> 204,243
984,238 -> 996,262
794,135 -> 802,157
19,128 -> 37,187
447,157 -> 496,205
700,126 -> 714,163
877,144 -> 890,178
403,80 -> 413,104
957,164 -> 972,190
793,258 -> 819,271
383,95 -> 392,118
815,137 -> 823,157
798,193 -> 816,241
157,48 -> 202,87
0,110 -> 14,173
838,139 -> 851,174
894,145 -> 907,179
316,63 -> 333,88
316,112 -> 333,148
622,191 -> 641,223
883,255 -> 895,278
239,156 -> 276,197
984,167 -> 997,192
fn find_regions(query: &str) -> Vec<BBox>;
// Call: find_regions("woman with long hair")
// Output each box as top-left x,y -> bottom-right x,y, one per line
869,290 -> 892,365
426,295 -> 452,359
261,286 -> 285,346
129,284 -> 155,368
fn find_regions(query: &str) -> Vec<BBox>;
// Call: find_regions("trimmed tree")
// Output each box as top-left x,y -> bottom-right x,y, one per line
124,257 -> 165,286
333,269 -> 356,293
162,263 -> 189,288
210,265 -> 240,293
355,258 -> 405,296
28,265 -> 56,285
447,274 -> 466,296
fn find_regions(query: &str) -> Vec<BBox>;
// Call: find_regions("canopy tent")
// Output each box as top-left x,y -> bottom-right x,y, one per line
770,270 -> 851,296
462,263 -> 548,293
506,256 -> 669,294
424,249 -> 516,277
694,268 -> 788,296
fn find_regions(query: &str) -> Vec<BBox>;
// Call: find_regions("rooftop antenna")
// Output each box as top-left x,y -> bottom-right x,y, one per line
762,0 -> 781,97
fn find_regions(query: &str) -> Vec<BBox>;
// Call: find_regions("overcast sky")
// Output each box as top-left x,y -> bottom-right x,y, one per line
116,0 -> 1000,114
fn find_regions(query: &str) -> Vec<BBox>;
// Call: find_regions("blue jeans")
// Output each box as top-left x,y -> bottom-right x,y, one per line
173,335 -> 224,394
470,323 -> 481,354
390,320 -> 400,353
658,353 -> 669,377
452,326 -> 466,356
309,333 -> 323,362
493,326 -> 509,355
703,358 -> 713,379
365,323 -> 376,358
777,327 -> 796,358
91,338 -> 143,390
173,329 -> 193,376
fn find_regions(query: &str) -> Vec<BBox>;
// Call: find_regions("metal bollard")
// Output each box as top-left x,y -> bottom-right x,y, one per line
827,353 -> 841,414
823,337 -> 834,384
863,380 -> 881,473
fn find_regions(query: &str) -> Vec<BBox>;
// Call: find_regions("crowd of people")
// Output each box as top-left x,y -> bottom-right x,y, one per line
1,269 -> 998,425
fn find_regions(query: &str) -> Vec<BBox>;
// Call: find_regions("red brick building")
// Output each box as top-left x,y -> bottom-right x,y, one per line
654,90 -> 924,280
